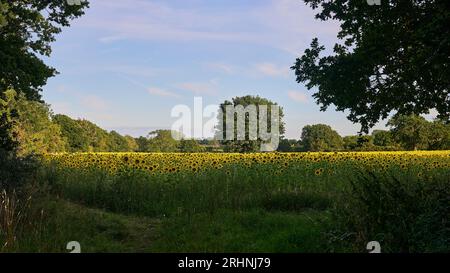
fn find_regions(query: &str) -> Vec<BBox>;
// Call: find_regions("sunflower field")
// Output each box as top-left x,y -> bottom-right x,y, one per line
45,151 -> 450,176
40,151 -> 450,252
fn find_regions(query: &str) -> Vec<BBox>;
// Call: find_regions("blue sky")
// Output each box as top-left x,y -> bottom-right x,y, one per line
43,0 -> 393,139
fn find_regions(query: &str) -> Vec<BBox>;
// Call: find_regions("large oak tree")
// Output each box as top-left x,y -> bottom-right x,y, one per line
292,0 -> 450,133
0,0 -> 88,100
0,0 -> 88,152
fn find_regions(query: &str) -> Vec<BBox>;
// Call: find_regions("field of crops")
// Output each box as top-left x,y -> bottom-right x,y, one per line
39,151 -> 450,252
46,151 -> 450,175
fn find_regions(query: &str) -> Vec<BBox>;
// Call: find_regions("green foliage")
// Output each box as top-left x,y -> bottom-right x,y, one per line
388,114 -> 430,150
1,198 -> 160,253
0,152 -> 38,191
178,139 -> 205,153
343,136 -> 358,151
13,95 -> 67,155
54,115 -> 138,152
372,130 -> 393,147
428,120 -> 450,150
340,115 -> 450,152
332,172 -> 450,253
292,0 -> 450,133
146,130 -> 180,152
124,135 -> 139,152
0,90 -> 19,152
217,95 -> 285,152
151,210 -> 328,253
135,136 -> 149,152
0,0 -> 89,101
300,124 -> 343,151
108,131 -> 130,152
277,138 -> 300,152
53,114 -> 90,152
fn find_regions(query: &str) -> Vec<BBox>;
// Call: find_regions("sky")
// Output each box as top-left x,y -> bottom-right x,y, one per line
43,0 -> 394,139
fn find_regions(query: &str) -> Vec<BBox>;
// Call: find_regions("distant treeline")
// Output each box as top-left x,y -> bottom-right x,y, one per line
4,91 -> 449,155
280,118 -> 450,152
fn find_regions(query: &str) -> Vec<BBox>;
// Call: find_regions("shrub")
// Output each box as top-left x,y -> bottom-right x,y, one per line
331,171 -> 450,253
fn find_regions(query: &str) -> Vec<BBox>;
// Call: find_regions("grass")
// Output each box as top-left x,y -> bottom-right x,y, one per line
6,198 -> 330,253
150,209 -> 330,253
9,198 -> 159,253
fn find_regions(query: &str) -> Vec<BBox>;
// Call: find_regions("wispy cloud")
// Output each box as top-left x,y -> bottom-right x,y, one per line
79,0 -> 339,55
254,62 -> 290,78
176,80 -> 219,96
288,90 -> 308,103
119,75 -> 181,99
148,87 -> 181,99
104,64 -> 160,78
205,62 -> 235,74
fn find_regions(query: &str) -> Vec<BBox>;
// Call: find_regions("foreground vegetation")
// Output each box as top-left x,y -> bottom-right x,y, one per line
3,151 -> 448,253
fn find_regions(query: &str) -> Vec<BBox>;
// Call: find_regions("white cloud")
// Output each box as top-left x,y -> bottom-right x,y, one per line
254,62 -> 290,77
288,90 -> 308,103
205,62 -> 235,74
78,0 -> 339,55
176,80 -> 218,96
104,64 -> 160,78
148,87 -> 181,98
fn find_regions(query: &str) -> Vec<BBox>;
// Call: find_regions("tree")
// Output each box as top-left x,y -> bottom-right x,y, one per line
300,124 -> 343,151
427,120 -> 450,150
198,138 -> 223,152
0,0 -> 89,101
216,95 -> 285,152
135,136 -> 149,152
372,130 -> 394,147
388,114 -> 430,150
108,131 -> 129,152
0,90 -> 19,152
355,135 -> 376,151
13,93 -> 67,155
146,130 -> 180,152
0,0 -> 88,152
343,135 -> 358,151
77,119 -> 110,152
292,1 -> 450,133
277,138 -> 300,152
124,135 -> 139,152
179,139 -> 205,153
53,114 -> 89,152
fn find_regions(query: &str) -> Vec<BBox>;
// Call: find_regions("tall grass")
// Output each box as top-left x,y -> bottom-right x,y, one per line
0,152 -> 46,252
46,164 -> 337,217
330,171 -> 450,252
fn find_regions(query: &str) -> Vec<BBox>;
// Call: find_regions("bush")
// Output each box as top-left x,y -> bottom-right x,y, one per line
331,171 -> 450,253
0,150 -> 39,191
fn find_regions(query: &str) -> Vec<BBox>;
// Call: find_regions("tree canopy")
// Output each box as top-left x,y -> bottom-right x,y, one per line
216,95 -> 285,152
13,93 -> 67,155
300,124 -> 344,151
0,0 -> 89,101
387,114 -> 450,150
387,114 -> 430,150
146,130 -> 180,152
292,0 -> 450,133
